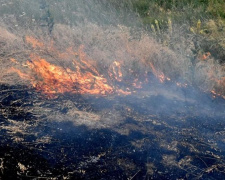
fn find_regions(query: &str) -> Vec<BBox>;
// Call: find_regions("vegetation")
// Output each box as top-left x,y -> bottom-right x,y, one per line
0,0 -> 225,94
128,0 -> 225,63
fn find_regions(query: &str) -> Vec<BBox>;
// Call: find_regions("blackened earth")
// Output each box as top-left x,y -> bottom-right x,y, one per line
1,83 -> 225,179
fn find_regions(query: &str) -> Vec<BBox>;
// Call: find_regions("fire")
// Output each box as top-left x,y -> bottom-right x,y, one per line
12,36 -> 142,97
108,61 -> 123,82
9,37 -> 120,96
206,68 -> 225,99
197,52 -> 211,61
132,78 -> 142,89
10,36 -> 223,99
149,63 -> 170,83
14,54 -> 114,96
211,90 -> 225,99
117,89 -> 132,95
9,41 -> 185,97
9,67 -> 30,79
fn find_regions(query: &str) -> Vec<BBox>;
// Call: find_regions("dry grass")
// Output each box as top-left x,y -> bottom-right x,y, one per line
0,14 -> 225,96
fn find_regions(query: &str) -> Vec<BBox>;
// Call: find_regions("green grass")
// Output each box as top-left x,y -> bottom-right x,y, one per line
125,0 -> 225,63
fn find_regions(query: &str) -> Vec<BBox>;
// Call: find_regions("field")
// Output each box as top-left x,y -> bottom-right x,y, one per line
1,0 -> 225,179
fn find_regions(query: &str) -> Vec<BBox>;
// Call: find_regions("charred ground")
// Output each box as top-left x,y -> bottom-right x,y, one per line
1,82 -> 225,179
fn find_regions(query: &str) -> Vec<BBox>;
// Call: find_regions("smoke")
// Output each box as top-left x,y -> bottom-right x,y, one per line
2,2 -> 225,179
0,0 -> 225,97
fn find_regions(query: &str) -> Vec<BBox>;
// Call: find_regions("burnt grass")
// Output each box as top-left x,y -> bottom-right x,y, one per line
1,83 -> 225,179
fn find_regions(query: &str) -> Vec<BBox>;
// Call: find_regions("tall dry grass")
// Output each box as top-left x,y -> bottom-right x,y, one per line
0,0 -> 225,96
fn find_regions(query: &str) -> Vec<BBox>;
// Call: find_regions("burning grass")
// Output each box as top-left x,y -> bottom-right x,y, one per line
1,2 -> 225,178
0,21 -> 225,98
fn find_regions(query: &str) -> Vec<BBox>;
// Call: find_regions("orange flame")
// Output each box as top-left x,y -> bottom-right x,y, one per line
10,38 -> 117,96
108,61 -> 123,82
19,55 -> 114,96
9,67 -> 30,79
12,37 -> 140,97
149,63 -> 167,83
12,36 -> 222,98
210,90 -> 225,99
197,52 -> 211,61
